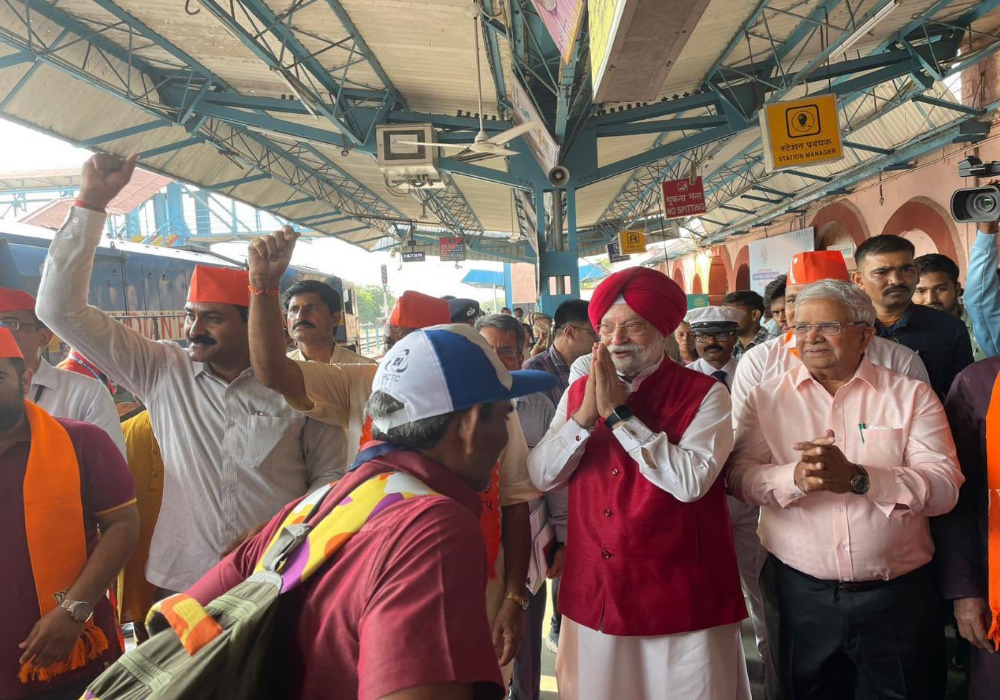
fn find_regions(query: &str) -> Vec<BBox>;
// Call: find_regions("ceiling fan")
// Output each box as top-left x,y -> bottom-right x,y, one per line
397,3 -> 542,163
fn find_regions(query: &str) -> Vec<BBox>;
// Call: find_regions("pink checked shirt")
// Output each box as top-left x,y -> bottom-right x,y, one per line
727,356 -> 962,582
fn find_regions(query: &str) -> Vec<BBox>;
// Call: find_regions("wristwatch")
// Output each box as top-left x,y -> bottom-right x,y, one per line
60,599 -> 94,623
604,404 -> 633,430
850,465 -> 870,495
504,591 -> 529,610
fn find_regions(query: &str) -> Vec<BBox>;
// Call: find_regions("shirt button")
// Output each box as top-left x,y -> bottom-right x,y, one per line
575,435 -> 581,441
835,403 -> 843,409
839,543 -> 848,550
836,507 -> 844,513
604,508 -> 613,517
601,550 -> 612,559
611,468 -> 620,476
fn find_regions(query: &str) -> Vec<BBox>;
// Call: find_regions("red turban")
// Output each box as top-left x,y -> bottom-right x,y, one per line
188,266 -> 250,307
0,288 -> 36,313
0,327 -> 23,359
589,267 -> 687,336
787,251 -> 849,285
389,291 -> 451,329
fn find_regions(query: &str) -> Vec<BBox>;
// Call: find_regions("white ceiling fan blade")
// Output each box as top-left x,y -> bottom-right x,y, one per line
395,140 -> 471,151
487,122 -> 541,145
457,148 -> 519,163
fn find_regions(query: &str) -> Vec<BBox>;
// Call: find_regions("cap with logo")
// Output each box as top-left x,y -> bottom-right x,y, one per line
448,298 -> 481,323
684,306 -> 745,334
787,251 -> 849,286
371,324 -> 557,432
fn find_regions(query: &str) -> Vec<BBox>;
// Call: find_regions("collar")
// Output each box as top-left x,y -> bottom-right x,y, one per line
547,343 -> 570,371
29,358 -> 57,390
792,354 -> 879,390
621,358 -> 663,393
876,303 -> 914,334
192,361 -> 254,382
351,442 -> 482,517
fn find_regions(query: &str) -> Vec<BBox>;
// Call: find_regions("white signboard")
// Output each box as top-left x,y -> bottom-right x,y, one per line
511,77 -> 561,172
748,227 -> 815,294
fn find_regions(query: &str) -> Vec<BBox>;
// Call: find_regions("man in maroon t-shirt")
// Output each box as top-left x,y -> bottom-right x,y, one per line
188,323 -> 556,700
0,327 -> 138,700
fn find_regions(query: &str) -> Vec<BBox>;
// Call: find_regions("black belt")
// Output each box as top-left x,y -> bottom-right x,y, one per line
773,555 -> 928,593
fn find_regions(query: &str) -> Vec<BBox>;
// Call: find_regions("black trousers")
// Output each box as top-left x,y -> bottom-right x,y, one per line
759,554 -> 946,700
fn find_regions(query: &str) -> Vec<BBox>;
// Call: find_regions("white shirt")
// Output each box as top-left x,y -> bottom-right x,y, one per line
36,207 -> 347,591
687,357 -> 738,390
731,333 -> 930,422
528,355 -> 733,504
30,358 -> 126,457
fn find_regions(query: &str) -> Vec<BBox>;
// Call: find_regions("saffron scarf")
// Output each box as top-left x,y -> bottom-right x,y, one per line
986,373 -> 1000,650
19,401 -> 108,684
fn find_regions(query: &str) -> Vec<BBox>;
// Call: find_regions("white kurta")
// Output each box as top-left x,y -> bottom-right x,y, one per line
527,355 -> 749,700
30,358 -> 126,457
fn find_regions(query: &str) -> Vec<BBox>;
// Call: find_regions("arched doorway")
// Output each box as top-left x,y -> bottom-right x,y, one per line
812,201 -> 868,250
672,265 -> 685,291
692,275 -> 704,294
882,198 -> 964,275
708,257 -> 728,304
820,223 -> 859,273
735,263 -> 750,290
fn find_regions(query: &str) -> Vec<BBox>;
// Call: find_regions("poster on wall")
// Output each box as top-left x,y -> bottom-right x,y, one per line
748,227 -> 815,294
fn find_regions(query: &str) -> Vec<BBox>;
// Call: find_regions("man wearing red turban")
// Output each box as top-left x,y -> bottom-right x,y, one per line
528,267 -> 751,699
34,153 -> 344,599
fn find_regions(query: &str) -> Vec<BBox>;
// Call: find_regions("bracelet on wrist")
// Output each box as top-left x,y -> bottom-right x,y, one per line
248,284 -> 280,296
74,199 -> 106,213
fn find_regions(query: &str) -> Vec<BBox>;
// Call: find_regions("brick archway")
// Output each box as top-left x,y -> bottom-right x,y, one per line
812,201 -> 868,250
729,245 -> 750,291
882,197 -> 963,276
708,256 -> 728,304
692,274 -> 704,294
671,264 -> 685,292
735,263 -> 750,290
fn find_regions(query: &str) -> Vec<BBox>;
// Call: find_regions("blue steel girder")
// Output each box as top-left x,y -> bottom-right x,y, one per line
0,0 -> 410,240
696,0 -> 995,226
408,172 -> 485,240
193,0 -> 398,146
591,0 -> 981,249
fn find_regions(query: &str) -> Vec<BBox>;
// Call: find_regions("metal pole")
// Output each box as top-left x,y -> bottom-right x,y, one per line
552,190 -> 565,295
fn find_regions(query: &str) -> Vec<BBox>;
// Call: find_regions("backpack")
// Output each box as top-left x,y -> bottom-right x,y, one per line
80,471 -> 437,700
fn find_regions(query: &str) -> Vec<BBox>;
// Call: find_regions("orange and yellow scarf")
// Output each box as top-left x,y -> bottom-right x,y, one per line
18,401 -> 108,684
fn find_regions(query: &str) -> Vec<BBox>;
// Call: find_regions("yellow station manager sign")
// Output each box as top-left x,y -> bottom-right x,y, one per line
619,229 -> 647,255
760,94 -> 844,171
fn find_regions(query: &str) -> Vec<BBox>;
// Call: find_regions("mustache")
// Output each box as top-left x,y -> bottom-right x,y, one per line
885,285 -> 911,294
293,321 -> 315,330
703,344 -> 723,352
188,335 -> 216,346
607,343 -> 642,354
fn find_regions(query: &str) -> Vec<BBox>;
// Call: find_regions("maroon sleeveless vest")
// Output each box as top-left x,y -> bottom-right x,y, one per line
561,359 -> 746,636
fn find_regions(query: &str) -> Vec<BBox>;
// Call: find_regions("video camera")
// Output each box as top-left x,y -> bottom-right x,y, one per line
952,156 -> 1000,223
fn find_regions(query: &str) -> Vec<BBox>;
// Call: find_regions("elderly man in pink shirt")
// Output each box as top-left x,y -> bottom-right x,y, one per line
727,279 -> 962,700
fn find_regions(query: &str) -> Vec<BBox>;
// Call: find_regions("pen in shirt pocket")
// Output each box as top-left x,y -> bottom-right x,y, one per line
858,423 -> 866,443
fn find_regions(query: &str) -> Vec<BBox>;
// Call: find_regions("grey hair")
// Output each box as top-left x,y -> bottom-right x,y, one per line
474,313 -> 526,349
794,279 -> 876,325
364,391 -> 457,449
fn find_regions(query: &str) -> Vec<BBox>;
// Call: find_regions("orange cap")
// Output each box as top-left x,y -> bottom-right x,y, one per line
787,251 -> 849,285
0,327 -> 23,359
187,266 -> 250,307
389,291 -> 451,329
0,288 -> 36,313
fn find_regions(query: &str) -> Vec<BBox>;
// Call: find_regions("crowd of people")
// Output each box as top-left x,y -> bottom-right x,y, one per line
1,152 -> 1000,700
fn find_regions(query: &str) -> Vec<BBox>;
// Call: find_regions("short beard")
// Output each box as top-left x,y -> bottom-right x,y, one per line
0,401 -> 24,433
607,336 -> 666,379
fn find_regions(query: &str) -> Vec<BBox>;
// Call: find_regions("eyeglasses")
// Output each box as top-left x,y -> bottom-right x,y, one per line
791,321 -> 868,337
494,347 -> 520,359
565,324 -> 598,336
694,331 -> 736,343
0,320 -> 37,333
598,320 -> 650,336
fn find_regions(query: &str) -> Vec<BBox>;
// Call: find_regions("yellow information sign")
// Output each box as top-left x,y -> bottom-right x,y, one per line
619,229 -> 647,255
760,94 -> 844,171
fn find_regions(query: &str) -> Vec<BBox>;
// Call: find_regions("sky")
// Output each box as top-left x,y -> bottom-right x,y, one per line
0,118 -> 505,301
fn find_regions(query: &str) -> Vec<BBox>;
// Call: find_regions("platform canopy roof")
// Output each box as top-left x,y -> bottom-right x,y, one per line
1,0 -> 999,262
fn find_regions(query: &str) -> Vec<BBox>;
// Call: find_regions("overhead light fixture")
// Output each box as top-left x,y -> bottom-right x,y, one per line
839,0 -> 899,57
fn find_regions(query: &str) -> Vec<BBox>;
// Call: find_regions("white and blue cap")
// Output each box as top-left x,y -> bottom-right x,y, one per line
684,305 -> 745,333
372,323 -> 557,432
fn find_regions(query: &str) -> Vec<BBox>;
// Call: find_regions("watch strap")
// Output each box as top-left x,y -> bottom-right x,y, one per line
605,405 -> 632,429
504,591 -> 529,610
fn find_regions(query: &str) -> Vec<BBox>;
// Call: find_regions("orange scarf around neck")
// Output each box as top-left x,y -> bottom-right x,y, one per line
986,374 -> 1000,650
18,401 -> 108,684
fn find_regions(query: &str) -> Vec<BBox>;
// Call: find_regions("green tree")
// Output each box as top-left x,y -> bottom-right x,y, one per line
355,285 -> 396,325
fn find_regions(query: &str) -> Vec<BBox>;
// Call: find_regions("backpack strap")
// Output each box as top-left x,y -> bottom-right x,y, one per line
145,593 -> 224,656
255,470 -> 438,593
